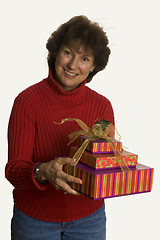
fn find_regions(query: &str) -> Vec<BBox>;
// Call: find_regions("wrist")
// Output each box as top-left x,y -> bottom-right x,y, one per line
34,163 -> 48,183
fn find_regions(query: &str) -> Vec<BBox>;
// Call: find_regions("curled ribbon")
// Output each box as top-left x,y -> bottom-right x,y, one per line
54,118 -> 132,195
53,118 -> 130,172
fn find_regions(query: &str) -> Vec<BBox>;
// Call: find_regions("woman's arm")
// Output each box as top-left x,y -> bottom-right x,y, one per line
5,96 -> 82,194
5,96 -> 48,190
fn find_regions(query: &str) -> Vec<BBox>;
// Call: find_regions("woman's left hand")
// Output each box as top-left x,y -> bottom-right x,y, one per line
37,158 -> 82,195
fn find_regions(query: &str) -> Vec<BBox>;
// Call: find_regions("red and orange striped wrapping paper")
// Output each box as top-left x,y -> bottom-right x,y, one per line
78,136 -> 122,154
64,163 -> 154,200
70,146 -> 138,169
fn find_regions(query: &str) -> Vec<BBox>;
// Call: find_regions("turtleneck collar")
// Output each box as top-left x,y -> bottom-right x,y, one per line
43,68 -> 87,103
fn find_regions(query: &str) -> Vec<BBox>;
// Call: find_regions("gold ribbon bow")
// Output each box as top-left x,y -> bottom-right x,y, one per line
54,118 -> 132,195
53,118 -> 130,172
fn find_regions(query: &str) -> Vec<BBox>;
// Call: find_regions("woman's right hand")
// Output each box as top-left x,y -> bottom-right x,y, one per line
37,158 -> 82,195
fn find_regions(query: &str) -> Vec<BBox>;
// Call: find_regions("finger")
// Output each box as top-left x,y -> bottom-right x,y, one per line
54,184 -> 62,190
52,176 -> 82,196
54,181 -> 79,195
69,190 -> 81,196
59,181 -> 81,195
56,170 -> 82,185
56,157 -> 76,166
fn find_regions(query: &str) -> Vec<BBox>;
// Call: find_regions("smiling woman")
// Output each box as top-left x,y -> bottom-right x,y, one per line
5,15 -> 114,240
46,15 -> 111,83
54,42 -> 95,91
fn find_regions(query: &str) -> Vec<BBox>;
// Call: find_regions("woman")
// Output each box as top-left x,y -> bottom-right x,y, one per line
5,15 -> 114,239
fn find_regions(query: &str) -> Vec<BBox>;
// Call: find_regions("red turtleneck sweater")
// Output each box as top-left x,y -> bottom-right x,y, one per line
5,70 -> 114,222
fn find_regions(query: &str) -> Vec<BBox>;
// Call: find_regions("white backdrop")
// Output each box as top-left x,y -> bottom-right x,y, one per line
1,0 -> 160,239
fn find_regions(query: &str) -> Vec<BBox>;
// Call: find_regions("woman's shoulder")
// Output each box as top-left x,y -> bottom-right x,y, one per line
16,79 -> 45,103
11,79 -> 47,113
85,85 -> 111,104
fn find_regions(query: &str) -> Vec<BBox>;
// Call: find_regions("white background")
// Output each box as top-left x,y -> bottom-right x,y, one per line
1,0 -> 160,239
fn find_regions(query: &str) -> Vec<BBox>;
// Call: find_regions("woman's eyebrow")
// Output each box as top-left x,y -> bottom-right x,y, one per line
66,45 -> 93,57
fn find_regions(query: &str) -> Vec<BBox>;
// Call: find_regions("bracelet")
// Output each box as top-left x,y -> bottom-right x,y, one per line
34,163 -> 48,184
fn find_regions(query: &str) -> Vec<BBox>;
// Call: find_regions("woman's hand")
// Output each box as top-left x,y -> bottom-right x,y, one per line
37,158 -> 82,195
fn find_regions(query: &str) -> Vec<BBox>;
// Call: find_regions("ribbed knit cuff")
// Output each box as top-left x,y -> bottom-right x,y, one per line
32,163 -> 49,191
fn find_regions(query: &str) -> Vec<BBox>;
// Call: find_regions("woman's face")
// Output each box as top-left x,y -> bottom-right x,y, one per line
54,42 -> 95,92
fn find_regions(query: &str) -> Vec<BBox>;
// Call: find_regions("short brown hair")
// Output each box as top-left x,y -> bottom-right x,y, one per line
46,15 -> 111,82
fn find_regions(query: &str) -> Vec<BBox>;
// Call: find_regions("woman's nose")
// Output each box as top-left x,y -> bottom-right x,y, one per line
67,57 -> 78,70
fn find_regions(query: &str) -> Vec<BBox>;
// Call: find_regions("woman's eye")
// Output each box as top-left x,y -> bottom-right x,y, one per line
64,50 -> 71,56
82,57 -> 89,62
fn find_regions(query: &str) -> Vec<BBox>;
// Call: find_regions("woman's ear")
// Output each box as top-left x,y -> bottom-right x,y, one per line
90,66 -> 95,73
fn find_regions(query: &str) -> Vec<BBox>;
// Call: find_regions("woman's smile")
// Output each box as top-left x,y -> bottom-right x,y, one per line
55,43 -> 95,91
63,69 -> 79,78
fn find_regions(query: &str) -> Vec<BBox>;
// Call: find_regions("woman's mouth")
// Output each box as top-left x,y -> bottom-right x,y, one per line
64,69 -> 78,77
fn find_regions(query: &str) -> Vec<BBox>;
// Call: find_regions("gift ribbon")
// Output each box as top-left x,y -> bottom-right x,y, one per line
54,118 -> 132,194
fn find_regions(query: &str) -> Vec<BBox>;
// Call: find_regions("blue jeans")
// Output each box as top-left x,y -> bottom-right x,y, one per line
11,204 -> 106,240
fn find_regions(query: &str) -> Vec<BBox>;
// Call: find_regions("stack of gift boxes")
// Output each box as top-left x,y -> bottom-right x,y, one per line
64,136 -> 154,200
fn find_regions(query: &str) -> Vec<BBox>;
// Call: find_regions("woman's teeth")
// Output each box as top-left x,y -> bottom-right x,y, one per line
65,70 -> 77,76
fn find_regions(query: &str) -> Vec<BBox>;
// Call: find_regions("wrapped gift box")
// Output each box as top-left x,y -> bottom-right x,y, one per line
70,146 -> 138,169
64,163 -> 154,200
78,136 -> 122,154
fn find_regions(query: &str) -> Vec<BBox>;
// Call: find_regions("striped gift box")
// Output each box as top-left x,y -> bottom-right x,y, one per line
64,163 -> 154,200
79,136 -> 122,154
70,146 -> 138,169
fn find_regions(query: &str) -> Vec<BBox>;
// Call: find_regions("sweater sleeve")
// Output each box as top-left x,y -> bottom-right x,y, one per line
100,97 -> 115,126
5,96 -> 48,190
